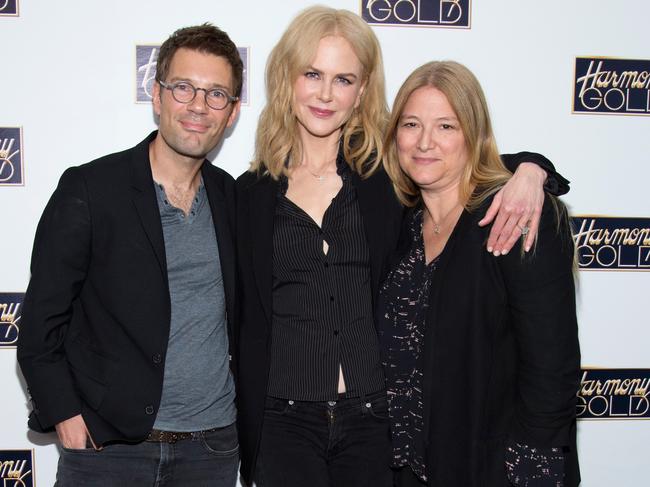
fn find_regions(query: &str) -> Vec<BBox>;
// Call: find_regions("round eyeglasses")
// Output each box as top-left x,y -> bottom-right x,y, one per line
158,80 -> 238,110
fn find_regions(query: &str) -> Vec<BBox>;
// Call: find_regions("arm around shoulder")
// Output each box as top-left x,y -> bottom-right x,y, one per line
501,152 -> 570,196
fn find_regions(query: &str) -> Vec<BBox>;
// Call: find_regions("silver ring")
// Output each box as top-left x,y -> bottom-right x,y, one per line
518,224 -> 530,236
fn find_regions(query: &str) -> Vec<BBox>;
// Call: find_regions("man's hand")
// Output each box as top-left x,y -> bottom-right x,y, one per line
478,162 -> 547,255
55,414 -> 96,450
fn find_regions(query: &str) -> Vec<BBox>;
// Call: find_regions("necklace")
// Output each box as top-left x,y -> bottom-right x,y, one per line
426,204 -> 462,235
305,167 -> 326,182
301,158 -> 336,182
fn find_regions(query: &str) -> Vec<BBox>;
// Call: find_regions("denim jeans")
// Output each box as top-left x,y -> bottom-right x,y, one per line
255,390 -> 392,487
55,422 -> 239,487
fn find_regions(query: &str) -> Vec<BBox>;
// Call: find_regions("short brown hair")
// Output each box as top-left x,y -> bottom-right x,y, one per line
156,23 -> 243,97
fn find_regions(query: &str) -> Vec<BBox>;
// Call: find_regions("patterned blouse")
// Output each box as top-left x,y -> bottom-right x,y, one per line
377,208 -> 436,482
378,208 -> 566,486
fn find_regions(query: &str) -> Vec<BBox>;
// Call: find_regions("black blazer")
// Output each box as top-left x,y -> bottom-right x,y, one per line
396,196 -> 581,486
234,166 -> 403,484
17,131 -> 238,446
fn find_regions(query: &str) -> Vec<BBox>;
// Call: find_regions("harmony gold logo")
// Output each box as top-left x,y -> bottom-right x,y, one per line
578,369 -> 650,419
573,57 -> 650,115
572,217 -> 650,270
0,128 -> 23,186
361,0 -> 469,28
0,293 -> 23,347
0,450 -> 34,487
0,0 -> 19,16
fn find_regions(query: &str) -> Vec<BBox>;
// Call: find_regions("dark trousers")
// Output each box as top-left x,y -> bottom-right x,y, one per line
255,390 -> 393,487
55,422 -> 239,487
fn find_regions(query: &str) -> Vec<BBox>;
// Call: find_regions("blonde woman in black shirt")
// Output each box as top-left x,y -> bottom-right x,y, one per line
235,7 -> 562,487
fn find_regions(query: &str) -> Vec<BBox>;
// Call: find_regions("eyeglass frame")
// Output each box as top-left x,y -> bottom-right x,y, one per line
157,80 -> 239,110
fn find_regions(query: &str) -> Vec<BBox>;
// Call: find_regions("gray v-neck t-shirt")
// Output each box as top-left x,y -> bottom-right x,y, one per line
152,180 -> 236,431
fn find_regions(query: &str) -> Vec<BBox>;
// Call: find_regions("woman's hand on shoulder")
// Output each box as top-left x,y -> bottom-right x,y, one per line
478,163 -> 547,255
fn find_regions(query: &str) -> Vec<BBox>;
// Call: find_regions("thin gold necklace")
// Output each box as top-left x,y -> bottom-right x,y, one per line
302,158 -> 336,182
426,204 -> 462,234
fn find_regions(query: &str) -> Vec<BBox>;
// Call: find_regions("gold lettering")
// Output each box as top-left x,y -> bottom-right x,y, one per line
0,301 -> 21,344
612,70 -> 644,89
616,379 -> 631,395
577,61 -> 604,98
0,459 -> 26,479
576,60 -> 650,111
596,70 -> 611,88
635,71 -> 650,89
596,379 -> 621,396
604,228 -> 629,245
585,64 -> 650,90
639,228 -> 650,245
0,302 -> 20,324
580,373 -> 649,398
625,228 -> 640,245
573,219 -> 650,247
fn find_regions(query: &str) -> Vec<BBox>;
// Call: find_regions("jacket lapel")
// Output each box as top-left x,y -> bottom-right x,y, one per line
350,171 -> 385,300
421,209 -> 471,435
129,132 -> 168,282
202,165 -> 236,325
247,176 -> 277,325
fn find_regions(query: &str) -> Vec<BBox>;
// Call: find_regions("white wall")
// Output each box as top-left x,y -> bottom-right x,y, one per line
1,1 -> 648,485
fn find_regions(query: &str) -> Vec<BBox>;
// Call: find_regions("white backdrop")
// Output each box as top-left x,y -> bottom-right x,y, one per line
1,1 -> 648,486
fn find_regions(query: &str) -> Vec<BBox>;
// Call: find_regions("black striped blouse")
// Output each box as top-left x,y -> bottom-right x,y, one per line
267,156 -> 385,401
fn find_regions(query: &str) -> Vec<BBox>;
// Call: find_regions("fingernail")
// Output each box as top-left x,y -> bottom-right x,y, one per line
525,246 -> 531,252
501,249 -> 509,255
487,246 -> 493,252
493,250 -> 501,257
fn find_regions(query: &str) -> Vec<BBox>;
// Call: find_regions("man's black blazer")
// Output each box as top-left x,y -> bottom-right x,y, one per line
17,131 -> 237,446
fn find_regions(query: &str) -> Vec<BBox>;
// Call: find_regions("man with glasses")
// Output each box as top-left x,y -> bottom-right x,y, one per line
18,24 -> 241,486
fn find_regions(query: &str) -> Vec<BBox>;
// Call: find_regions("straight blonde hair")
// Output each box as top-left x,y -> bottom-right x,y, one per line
383,61 -> 510,208
384,61 -> 574,260
252,6 -> 388,178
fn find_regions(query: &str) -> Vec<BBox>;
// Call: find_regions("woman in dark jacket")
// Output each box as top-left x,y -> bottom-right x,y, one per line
235,7 -> 566,487
378,60 -> 581,486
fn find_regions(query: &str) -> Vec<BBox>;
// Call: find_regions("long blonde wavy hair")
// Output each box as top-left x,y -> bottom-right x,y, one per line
252,6 -> 388,179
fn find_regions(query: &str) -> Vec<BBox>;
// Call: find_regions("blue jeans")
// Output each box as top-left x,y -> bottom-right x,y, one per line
255,390 -> 392,487
55,423 -> 239,487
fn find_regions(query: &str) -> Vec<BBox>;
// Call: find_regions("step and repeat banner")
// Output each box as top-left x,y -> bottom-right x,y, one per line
1,1 -> 647,485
